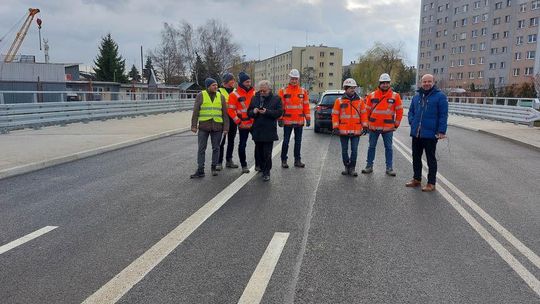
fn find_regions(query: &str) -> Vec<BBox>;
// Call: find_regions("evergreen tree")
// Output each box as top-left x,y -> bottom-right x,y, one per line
192,52 -> 207,87
143,57 -> 158,82
94,33 -> 128,83
128,64 -> 141,82
204,45 -> 220,82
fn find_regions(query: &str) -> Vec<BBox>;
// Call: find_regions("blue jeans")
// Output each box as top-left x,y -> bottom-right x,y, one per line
281,126 -> 303,161
339,136 -> 360,168
367,131 -> 393,169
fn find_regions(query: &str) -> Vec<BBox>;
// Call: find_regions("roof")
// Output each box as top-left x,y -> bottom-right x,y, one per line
178,82 -> 196,91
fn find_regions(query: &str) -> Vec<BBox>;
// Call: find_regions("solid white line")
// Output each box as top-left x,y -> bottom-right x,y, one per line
393,137 -> 540,270
82,141 -> 284,304
238,232 -> 290,304
393,141 -> 540,296
0,226 -> 58,255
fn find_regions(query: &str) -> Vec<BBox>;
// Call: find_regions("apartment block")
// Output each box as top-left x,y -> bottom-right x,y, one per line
254,45 -> 343,97
418,0 -> 540,90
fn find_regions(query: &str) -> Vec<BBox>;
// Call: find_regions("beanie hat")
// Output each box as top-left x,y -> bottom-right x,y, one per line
222,73 -> 234,84
205,78 -> 217,88
238,72 -> 250,84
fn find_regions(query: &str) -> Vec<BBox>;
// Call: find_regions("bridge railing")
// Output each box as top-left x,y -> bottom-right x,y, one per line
0,98 -> 195,133
401,96 -> 540,126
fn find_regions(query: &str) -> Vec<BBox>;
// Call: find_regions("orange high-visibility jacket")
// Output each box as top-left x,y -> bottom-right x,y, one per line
331,94 -> 368,136
227,86 -> 255,129
365,88 -> 403,132
278,85 -> 311,126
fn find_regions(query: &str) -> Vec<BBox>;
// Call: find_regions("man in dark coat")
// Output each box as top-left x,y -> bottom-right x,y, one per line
248,80 -> 283,181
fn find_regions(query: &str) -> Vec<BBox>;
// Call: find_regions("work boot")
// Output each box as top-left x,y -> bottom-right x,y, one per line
385,168 -> 396,176
294,160 -> 305,168
405,179 -> 421,187
422,183 -> 436,192
190,168 -> 205,179
282,161 -> 289,168
255,166 -> 261,172
226,160 -> 239,168
211,166 -> 218,176
215,164 -> 223,171
361,166 -> 373,174
241,166 -> 250,174
263,174 -> 270,182
349,167 -> 358,177
341,166 -> 349,175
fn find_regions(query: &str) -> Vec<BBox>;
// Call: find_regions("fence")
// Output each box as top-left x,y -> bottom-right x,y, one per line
401,96 -> 540,126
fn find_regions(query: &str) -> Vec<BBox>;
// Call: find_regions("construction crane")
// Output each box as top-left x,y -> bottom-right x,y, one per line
3,8 -> 40,63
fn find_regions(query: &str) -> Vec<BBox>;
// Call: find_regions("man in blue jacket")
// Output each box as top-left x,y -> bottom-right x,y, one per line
406,74 -> 448,192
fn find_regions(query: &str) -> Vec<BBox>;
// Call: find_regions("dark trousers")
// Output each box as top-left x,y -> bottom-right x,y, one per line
197,130 -> 222,170
255,141 -> 274,176
219,119 -> 238,163
339,135 -> 360,168
281,125 -> 303,161
238,129 -> 251,167
412,137 -> 438,184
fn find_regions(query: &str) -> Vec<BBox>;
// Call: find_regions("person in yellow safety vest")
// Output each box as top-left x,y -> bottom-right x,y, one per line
278,69 -> 311,168
190,78 -> 229,178
361,73 -> 403,176
217,73 -> 239,171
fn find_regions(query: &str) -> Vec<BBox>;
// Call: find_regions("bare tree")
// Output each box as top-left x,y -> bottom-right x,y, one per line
150,23 -> 184,85
178,21 -> 198,84
196,19 -> 241,77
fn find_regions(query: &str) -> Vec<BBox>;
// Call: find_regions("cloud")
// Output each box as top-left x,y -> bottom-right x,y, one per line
0,0 -> 420,68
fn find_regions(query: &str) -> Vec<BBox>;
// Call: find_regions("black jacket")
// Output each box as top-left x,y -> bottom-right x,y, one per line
248,92 -> 283,142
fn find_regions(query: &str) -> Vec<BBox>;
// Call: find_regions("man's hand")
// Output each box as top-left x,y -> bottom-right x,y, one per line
436,133 -> 446,139
223,130 -> 228,135
259,108 -> 267,114
361,126 -> 369,136
254,108 -> 259,114
191,126 -> 197,133
305,120 -> 311,127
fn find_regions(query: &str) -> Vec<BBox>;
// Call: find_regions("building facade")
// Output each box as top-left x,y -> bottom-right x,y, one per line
418,0 -> 540,90
254,45 -> 343,98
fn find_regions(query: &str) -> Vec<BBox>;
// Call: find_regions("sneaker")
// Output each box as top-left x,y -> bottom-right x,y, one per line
255,166 -> 261,172
422,183 -> 436,192
405,179 -> 421,187
385,168 -> 396,176
241,166 -> 250,174
361,166 -> 373,174
263,175 -> 270,182
281,161 -> 289,168
226,160 -> 239,168
215,164 -> 222,171
294,160 -> 305,168
190,169 -> 205,178
341,166 -> 349,175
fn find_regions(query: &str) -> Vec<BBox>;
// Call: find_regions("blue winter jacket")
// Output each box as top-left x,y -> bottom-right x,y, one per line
408,86 -> 448,139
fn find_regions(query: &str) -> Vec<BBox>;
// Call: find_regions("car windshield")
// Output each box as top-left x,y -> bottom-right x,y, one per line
320,94 -> 341,106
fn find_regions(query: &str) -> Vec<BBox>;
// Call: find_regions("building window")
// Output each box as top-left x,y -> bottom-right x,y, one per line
309,56 -> 314,60
473,15 -> 480,23
453,34 -> 458,41
495,2 -> 502,9
499,77 -> 504,84
329,72 -> 334,76
513,68 -> 520,76
461,32 -> 467,40
530,17 -> 539,26
328,83 -> 333,86
459,59 -> 465,66
520,3 -> 527,11
527,51 -> 536,59
503,31 -> 509,38
457,72 -> 464,80
438,5 -> 443,12
471,43 -> 478,51
502,46 -> 507,53
318,83 -> 323,88
478,71 -> 484,78
492,33 -> 500,40
500,62 -> 506,68
319,62 -> 324,67
319,72 -> 324,77
470,57 -> 476,65
454,20 -> 459,28
481,28 -> 487,35
462,18 -> 468,26
533,0 -> 540,9
525,67 -> 534,75
444,29 -> 448,36
472,29 -> 479,37
455,7 -> 459,14
463,4 -> 469,12
491,48 -> 499,54
320,52 -> 325,57
330,52 -> 335,56
507,0 -> 511,6
445,16 -> 449,23
518,19 -> 526,28
483,13 -> 489,21
489,62 -> 497,69
469,72 -> 476,79
479,57 -> 485,64
515,52 -> 522,60
505,15 -> 511,23
480,42 -> 486,50
450,60 -> 455,67
450,73 -> 455,80
459,46 -> 465,53
517,36 -> 524,44
528,34 -> 537,42
493,17 -> 501,25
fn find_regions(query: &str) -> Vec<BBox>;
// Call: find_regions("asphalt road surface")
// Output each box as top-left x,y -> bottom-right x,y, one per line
1,122 -> 539,303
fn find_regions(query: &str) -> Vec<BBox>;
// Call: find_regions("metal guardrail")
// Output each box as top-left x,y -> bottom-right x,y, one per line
0,99 -> 195,133
401,97 -> 540,126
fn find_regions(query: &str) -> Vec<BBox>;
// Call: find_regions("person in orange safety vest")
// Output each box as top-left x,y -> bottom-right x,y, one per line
278,68 -> 311,169
331,78 -> 368,176
227,72 -> 255,173
361,73 -> 403,177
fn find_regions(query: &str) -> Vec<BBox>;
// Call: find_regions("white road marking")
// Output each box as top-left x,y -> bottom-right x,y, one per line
394,137 -> 540,270
238,232 -> 290,304
0,226 -> 58,255
393,140 -> 540,296
82,141 -> 284,304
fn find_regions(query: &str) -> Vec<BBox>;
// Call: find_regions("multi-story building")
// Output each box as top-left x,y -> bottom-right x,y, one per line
254,45 -> 343,98
418,0 -> 540,90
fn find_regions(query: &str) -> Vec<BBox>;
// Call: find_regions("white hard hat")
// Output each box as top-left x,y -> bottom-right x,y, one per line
288,69 -> 300,78
379,73 -> 391,82
342,78 -> 357,87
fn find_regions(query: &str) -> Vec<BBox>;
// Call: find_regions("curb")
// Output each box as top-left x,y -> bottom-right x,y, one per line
0,127 -> 190,181
449,123 -> 540,152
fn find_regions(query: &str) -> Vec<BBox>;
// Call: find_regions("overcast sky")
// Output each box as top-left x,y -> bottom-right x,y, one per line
0,0 -> 421,72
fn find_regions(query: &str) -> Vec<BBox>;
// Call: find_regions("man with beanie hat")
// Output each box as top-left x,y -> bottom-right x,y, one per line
190,77 -> 229,178
217,73 -> 239,170
227,72 -> 255,173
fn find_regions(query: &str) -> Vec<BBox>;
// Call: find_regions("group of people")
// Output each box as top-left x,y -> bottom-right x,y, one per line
190,69 -> 448,191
